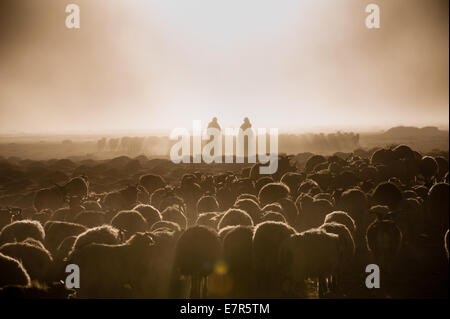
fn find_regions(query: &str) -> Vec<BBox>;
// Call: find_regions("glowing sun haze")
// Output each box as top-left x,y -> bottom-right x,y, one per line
0,0 -> 448,134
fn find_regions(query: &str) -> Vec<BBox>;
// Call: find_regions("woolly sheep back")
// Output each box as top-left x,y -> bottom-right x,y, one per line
223,226 -> 253,272
73,211 -> 106,228
151,220 -> 182,233
133,204 -> 162,229
175,225 -> 221,277
0,242 -> 53,283
70,225 -> 121,257
217,209 -> 253,230
324,211 -> 356,233
320,222 -> 355,265
196,195 -> 220,214
258,183 -> 290,207
111,210 -> 148,235
0,220 -> 45,246
161,206 -> 187,230
252,221 -> 296,290
0,252 -> 31,287
44,221 -> 87,254
372,182 -> 403,210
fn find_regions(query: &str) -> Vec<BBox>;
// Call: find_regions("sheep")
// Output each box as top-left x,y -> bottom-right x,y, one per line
320,222 -> 355,264
279,228 -> 340,298
236,193 -> 259,203
261,203 -> 283,214
274,155 -> 297,180
103,185 -> 140,212
260,211 -> 287,224
324,211 -> 356,234
296,197 -> 333,232
0,220 -> 45,246
233,198 -> 261,224
63,176 -> 89,198
371,148 -> 395,166
336,188 -> 369,237
258,182 -> 290,207
73,211 -> 106,228
252,221 -> 296,297
33,185 -> 66,212
312,161 -> 329,172
151,221 -> 182,233
419,156 -> 438,182
392,197 -> 424,244
249,163 -> 265,181
43,221 -> 87,255
319,222 -> 355,293
254,176 -> 274,194
23,237 -> 47,250
305,155 -> 327,173
0,241 -> 53,283
150,187 -> 172,211
217,209 -> 253,230
196,212 -> 220,229
358,165 -> 378,183
232,178 -> 256,197
50,207 -> 74,222
366,219 -> 403,275
68,232 -> 156,298
0,252 -> 31,288
132,204 -> 162,229
145,228 -> 179,298
314,192 -> 334,204
196,195 -> 220,214
413,185 -> 428,201
402,190 -> 417,199
276,198 -> 298,227
111,210 -> 148,238
369,205 -> 390,220
158,195 -> 185,212
178,177 -> 203,221
139,174 -> 166,195
297,179 -> 322,196
221,226 -> 255,298
334,170 -> 360,190
308,170 -> 333,192
435,156 -> 449,180
70,225 -> 121,257
161,206 -> 187,230
426,182 -> 449,242
217,225 -> 239,240
392,145 -> 415,161
54,235 -> 77,263
174,225 -> 221,298
280,172 -> 305,198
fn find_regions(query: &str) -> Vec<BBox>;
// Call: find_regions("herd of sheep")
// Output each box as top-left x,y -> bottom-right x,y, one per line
0,144 -> 448,299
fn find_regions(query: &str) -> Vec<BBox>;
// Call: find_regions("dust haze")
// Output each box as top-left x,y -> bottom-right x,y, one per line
0,0 -> 448,135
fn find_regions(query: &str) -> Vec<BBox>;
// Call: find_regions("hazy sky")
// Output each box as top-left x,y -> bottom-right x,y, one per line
0,0 -> 448,134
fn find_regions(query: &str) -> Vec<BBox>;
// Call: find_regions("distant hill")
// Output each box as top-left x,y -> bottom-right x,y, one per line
361,126 -> 448,152
382,126 -> 447,138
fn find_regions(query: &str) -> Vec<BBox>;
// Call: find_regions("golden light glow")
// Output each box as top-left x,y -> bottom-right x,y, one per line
0,0 -> 448,134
